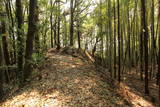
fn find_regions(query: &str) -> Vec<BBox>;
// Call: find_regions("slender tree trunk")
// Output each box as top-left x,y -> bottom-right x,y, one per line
1,21 -> 11,83
158,0 -> 160,104
150,0 -> 155,79
63,15 -> 68,46
70,0 -> 74,46
8,0 -> 16,64
5,0 -> 16,64
0,22 -> 4,100
141,0 -> 149,95
158,25 -> 160,106
100,0 -> 104,65
131,4 -> 137,68
24,0 -> 38,81
108,0 -> 113,77
16,0 -> 24,84
117,0 -> 121,82
50,0 -> 53,48
77,22 -> 81,49
127,1 -> 131,70
140,28 -> 144,80
1,22 -> 10,65
54,20 -> 57,46
57,1 -> 60,50
75,0 -> 81,49
113,0 -> 117,79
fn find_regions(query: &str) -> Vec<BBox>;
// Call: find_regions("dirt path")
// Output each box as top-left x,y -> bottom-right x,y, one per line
0,49 -> 157,107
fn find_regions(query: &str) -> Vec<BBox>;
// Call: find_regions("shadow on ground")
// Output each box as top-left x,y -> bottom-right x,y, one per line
0,49 -> 158,107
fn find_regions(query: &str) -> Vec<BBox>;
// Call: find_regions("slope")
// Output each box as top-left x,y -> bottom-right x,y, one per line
0,48 -> 156,107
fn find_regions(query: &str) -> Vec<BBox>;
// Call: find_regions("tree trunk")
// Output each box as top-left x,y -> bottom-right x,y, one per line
1,21 -> 11,83
54,20 -> 57,46
158,25 -> 160,106
141,0 -> 149,95
150,0 -> 155,80
70,0 -> 74,46
113,0 -> 117,79
1,22 -> 10,65
108,0 -> 113,77
9,0 -> 16,64
24,0 -> 38,81
127,1 -> 131,70
16,0 -> 24,85
57,1 -> 60,50
0,22 -> 4,100
5,0 -> 16,64
117,0 -> 121,82
158,0 -> 160,104
50,0 -> 53,48
77,21 -> 81,49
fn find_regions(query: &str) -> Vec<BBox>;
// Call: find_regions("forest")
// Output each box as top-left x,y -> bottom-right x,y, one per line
0,0 -> 160,106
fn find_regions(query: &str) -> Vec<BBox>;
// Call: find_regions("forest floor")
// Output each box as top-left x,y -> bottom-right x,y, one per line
0,48 -> 159,107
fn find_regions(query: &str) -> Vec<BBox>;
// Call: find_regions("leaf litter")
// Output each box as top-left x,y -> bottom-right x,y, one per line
0,48 -> 157,107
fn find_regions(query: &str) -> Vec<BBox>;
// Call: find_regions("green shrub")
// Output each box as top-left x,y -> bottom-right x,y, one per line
32,53 -> 45,68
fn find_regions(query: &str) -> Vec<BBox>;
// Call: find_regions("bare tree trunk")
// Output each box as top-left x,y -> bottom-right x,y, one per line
113,0 -> 117,79
5,0 -> 16,64
141,0 -> 149,95
0,22 -> 4,100
1,22 -> 10,66
16,0 -> 24,85
57,0 -> 60,50
54,20 -> 57,46
108,0 -> 113,77
77,22 -> 81,49
127,1 -> 131,70
50,0 -> 53,48
1,20 -> 11,83
157,0 -> 160,104
70,0 -> 74,46
158,26 -> 160,106
9,0 -> 16,64
150,0 -> 155,80
24,0 -> 38,81
117,0 -> 121,82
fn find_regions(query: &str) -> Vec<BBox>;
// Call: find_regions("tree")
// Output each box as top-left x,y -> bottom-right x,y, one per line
1,17 -> 11,83
158,0 -> 160,104
57,0 -> 61,50
0,20 -> 4,101
1,23 -> 9,64
70,0 -> 74,46
113,0 -> 117,79
158,20 -> 160,105
24,0 -> 38,81
141,0 -> 149,95
16,0 -> 24,84
1,0 -> 160,104
0,3 -> 5,96
117,0 -> 121,82
5,0 -> 16,64
75,0 -> 81,49
108,0 -> 113,77
4,0 -> 16,64
150,0 -> 155,79
50,0 -> 54,48
127,0 -> 131,70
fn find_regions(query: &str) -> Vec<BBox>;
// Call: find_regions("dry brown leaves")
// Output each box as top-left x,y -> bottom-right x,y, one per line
0,48 -> 150,107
